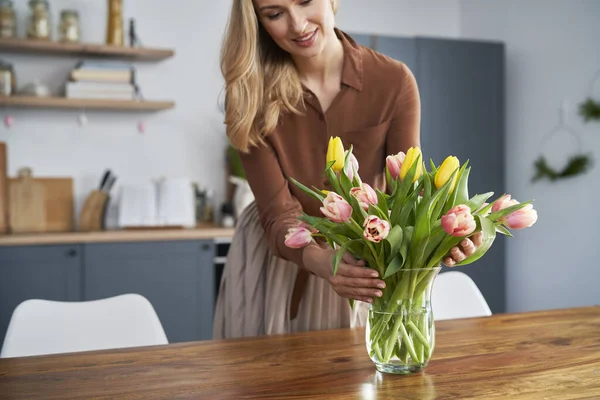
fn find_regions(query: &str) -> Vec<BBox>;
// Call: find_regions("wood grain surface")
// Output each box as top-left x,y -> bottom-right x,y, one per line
0,37 -> 174,61
1,306 -> 599,399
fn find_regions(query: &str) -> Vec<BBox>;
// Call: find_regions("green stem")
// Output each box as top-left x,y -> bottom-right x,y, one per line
398,317 -> 419,363
407,321 -> 431,357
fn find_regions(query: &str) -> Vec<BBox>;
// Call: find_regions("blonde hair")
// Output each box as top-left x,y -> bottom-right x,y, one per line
221,0 -> 339,153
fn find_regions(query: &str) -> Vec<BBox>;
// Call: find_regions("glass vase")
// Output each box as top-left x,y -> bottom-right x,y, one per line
365,266 -> 441,374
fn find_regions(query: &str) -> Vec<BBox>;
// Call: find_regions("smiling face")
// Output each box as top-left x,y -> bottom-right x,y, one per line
253,0 -> 337,59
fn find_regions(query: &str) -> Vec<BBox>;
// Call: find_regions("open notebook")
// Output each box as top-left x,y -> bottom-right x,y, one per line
117,178 -> 196,228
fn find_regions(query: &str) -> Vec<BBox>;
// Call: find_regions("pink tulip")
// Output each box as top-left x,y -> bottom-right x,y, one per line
363,215 -> 390,243
320,192 -> 353,223
492,194 -> 519,213
344,152 -> 359,181
503,204 -> 538,230
386,152 -> 406,180
350,183 -> 378,211
441,204 -> 477,237
284,227 -> 313,248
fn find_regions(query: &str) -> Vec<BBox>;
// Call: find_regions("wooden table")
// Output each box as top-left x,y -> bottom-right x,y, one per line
1,306 -> 599,399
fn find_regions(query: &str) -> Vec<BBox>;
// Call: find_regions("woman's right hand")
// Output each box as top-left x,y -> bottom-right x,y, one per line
302,245 -> 385,304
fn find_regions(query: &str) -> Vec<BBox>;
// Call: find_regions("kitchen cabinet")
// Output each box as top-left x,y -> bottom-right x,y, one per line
83,240 -> 215,343
348,33 -> 507,313
0,239 -> 217,350
0,244 -> 82,348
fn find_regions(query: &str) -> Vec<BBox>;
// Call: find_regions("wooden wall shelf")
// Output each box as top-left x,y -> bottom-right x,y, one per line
0,96 -> 175,111
0,37 -> 174,61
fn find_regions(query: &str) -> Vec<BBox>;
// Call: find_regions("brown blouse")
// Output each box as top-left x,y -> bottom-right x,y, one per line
238,29 -> 421,268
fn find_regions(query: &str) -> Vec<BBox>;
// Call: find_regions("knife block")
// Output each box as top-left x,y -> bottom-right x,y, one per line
78,190 -> 109,232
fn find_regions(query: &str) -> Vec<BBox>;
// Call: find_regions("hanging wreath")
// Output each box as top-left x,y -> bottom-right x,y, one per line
532,104 -> 594,183
579,69 -> 600,122
532,154 -> 593,182
578,98 -> 600,122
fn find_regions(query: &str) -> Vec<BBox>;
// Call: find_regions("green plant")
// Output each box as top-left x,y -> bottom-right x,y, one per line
532,154 -> 593,182
578,98 -> 600,122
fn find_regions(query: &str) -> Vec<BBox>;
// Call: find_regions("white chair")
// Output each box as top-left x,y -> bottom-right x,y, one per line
1,293 -> 168,358
432,271 -> 492,321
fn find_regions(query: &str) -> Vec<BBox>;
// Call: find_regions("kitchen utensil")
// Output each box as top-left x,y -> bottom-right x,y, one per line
8,174 -> 74,233
9,168 -> 46,233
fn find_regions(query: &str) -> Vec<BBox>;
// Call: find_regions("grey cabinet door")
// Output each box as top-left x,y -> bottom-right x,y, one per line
83,240 -> 215,343
416,38 -> 506,314
0,244 -> 82,348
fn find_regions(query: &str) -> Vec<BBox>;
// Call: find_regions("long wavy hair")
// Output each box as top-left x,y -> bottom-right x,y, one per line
221,0 -> 339,152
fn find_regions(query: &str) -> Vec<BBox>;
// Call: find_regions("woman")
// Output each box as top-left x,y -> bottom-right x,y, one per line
213,0 -> 480,339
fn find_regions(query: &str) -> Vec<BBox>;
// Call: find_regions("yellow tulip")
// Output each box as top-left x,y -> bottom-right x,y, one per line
326,136 -> 345,172
435,156 -> 460,193
399,147 -> 423,183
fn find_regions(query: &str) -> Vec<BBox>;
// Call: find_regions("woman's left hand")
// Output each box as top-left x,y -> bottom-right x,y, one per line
443,231 -> 483,267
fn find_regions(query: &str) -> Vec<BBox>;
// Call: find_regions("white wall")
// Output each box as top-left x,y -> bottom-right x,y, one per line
336,0 -> 461,37
0,0 -> 460,226
460,0 -> 600,312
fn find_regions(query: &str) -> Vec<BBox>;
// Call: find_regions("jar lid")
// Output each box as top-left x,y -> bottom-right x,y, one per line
61,9 -> 78,17
29,0 -> 49,6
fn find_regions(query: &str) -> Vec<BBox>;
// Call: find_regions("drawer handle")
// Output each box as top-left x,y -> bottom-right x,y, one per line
201,243 -> 212,251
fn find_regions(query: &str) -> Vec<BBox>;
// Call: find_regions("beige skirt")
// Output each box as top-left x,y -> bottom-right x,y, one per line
212,202 -> 368,339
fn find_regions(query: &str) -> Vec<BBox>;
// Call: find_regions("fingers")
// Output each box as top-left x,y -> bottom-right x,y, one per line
460,237 -> 476,257
450,246 -> 466,263
471,231 -> 483,247
330,263 -> 385,301
342,252 -> 366,267
443,256 -> 456,267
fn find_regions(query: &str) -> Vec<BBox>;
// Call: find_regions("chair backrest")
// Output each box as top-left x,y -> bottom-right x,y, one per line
1,293 -> 168,358
432,271 -> 492,321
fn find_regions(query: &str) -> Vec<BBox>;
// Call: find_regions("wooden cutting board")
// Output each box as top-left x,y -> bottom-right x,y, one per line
9,170 -> 74,233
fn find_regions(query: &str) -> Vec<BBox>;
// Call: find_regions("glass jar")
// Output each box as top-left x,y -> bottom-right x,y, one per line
0,60 -> 15,96
27,0 -> 51,40
59,9 -> 80,43
0,0 -> 16,38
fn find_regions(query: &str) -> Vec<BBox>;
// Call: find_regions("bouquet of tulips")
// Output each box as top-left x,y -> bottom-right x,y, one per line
284,136 -> 537,371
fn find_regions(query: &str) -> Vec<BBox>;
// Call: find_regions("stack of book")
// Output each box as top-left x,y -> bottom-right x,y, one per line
65,61 -> 135,100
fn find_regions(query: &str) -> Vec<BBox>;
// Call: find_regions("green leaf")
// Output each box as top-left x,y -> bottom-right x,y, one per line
443,161 -> 470,214
347,195 -> 367,226
495,224 -> 513,237
384,225 -> 403,265
397,182 -> 423,227
430,168 -> 458,223
339,168 -> 354,198
466,192 -> 495,213
453,215 -> 497,267
399,226 -> 413,268
384,254 -> 404,279
385,166 -> 397,194
325,167 -> 346,201
290,177 -> 325,202
367,204 -> 389,221
376,189 -> 389,217
333,240 -> 355,276
488,200 -> 534,222
425,234 -> 462,269
422,229 -> 446,267
392,154 -> 421,205
454,164 -> 471,206
429,158 -> 438,174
